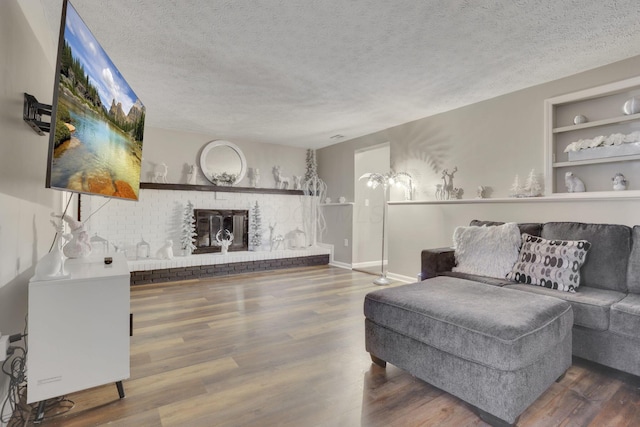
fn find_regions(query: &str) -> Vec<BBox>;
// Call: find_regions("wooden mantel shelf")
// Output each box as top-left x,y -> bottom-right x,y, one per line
140,182 -> 304,195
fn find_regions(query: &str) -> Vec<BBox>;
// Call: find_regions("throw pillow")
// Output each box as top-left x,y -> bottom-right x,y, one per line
452,223 -> 522,279
506,233 -> 591,292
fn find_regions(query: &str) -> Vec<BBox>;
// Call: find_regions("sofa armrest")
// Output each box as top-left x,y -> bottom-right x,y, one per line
421,247 -> 456,280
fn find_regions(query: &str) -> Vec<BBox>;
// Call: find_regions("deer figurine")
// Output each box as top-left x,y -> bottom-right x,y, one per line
216,229 -> 234,255
272,166 -> 291,189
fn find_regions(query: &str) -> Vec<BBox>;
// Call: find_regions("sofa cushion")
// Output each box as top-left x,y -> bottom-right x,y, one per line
626,226 -> 640,294
542,222 -> 631,292
452,223 -> 521,279
470,220 -> 543,237
610,294 -> 640,339
364,276 -> 573,371
506,233 -> 591,293
504,283 -> 625,331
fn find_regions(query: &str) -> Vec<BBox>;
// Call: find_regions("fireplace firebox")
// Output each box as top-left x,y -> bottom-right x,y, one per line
193,209 -> 249,254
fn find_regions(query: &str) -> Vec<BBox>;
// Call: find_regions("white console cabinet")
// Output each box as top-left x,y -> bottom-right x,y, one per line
28,253 -> 130,408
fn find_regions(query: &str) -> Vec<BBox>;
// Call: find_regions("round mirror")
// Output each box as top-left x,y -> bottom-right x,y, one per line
199,140 -> 247,186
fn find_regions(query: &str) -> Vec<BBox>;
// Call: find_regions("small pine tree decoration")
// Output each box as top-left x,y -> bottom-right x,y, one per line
510,174 -> 523,198
304,149 -> 317,182
524,169 -> 542,197
181,201 -> 197,255
250,201 -> 263,250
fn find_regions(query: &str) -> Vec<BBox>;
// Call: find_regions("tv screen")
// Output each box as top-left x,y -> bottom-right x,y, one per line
46,0 -> 145,201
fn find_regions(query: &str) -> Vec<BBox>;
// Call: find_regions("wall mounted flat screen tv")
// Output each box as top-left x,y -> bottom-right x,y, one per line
46,0 -> 145,201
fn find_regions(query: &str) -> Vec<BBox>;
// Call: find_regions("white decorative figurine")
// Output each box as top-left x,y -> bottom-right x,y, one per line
524,169 -> 542,197
565,172 -> 586,193
612,173 -> 628,191
439,167 -> 458,200
153,162 -> 168,183
56,213 -> 92,258
33,215 -> 70,281
156,240 -> 174,259
573,115 -> 588,125
509,174 -> 524,198
187,164 -> 198,185
215,229 -> 234,255
249,168 -> 260,188
477,186 -> 487,199
272,166 -> 291,189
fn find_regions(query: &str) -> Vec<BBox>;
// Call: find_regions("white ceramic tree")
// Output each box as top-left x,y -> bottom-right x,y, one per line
181,201 -> 197,255
250,201 -> 263,250
510,174 -> 523,198
524,169 -> 542,197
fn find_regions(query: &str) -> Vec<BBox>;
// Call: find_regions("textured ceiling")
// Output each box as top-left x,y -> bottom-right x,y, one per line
37,0 -> 640,149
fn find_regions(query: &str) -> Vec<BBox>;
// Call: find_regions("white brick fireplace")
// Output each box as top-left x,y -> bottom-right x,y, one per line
79,186 -> 330,275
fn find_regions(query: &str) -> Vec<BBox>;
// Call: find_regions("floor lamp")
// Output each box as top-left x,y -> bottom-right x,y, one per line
359,171 -> 412,286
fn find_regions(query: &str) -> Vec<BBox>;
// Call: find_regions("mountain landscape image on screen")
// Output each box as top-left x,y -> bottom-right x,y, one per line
49,1 -> 145,200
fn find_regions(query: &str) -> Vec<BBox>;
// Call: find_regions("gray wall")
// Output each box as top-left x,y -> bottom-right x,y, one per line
318,54 -> 640,279
319,204 -> 353,265
141,127 -> 307,188
0,0 -> 63,407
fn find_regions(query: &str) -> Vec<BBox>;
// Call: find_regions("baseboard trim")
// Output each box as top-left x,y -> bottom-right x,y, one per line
330,260 -> 353,270
352,260 -> 386,269
316,243 -> 353,270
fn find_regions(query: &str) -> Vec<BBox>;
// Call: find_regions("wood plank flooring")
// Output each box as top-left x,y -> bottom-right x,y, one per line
25,266 -> 640,426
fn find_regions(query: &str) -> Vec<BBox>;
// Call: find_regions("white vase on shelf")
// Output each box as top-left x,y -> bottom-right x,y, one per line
623,97 -> 640,115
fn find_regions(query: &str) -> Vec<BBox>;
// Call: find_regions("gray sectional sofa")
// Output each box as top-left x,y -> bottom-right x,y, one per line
364,220 -> 640,426
421,220 -> 640,378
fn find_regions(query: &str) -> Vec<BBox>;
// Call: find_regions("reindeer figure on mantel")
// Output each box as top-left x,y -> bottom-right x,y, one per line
273,166 -> 291,189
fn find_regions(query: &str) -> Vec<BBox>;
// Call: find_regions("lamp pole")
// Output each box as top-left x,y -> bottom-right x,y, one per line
359,171 -> 412,286
373,181 -> 391,286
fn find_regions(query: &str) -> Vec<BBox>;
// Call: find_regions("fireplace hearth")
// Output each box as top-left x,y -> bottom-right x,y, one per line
193,209 -> 249,254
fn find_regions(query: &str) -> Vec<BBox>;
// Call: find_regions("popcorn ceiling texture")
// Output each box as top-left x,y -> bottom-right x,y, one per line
40,1 -> 640,148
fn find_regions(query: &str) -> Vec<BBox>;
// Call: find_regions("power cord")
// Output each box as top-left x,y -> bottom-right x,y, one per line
0,316 -> 75,425
1,317 -> 28,426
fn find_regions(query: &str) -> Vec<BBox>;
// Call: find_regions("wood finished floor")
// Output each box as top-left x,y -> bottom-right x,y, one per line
32,266 -> 640,427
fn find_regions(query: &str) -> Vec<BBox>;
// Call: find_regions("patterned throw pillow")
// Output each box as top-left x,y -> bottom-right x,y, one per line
507,233 -> 591,292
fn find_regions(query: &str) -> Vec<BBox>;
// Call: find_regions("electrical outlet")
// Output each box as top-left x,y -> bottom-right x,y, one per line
0,335 -> 9,362
344,239 -> 349,247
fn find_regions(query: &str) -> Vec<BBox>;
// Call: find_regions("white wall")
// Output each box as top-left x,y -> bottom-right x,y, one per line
141,127 -> 307,188
0,0 -> 63,419
319,204 -> 353,265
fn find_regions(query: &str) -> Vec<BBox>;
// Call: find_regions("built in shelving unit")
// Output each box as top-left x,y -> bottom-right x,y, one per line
544,76 -> 640,196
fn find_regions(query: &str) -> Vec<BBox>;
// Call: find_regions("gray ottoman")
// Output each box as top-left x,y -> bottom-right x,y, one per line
364,276 -> 573,426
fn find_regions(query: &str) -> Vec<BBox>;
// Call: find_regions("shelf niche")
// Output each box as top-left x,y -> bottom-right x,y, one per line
544,75 -> 640,196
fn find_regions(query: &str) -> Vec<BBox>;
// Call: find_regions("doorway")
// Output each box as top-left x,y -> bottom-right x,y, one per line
353,143 -> 390,275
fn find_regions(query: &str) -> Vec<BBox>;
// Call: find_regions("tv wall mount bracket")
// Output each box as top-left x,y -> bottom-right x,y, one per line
23,93 -> 52,135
